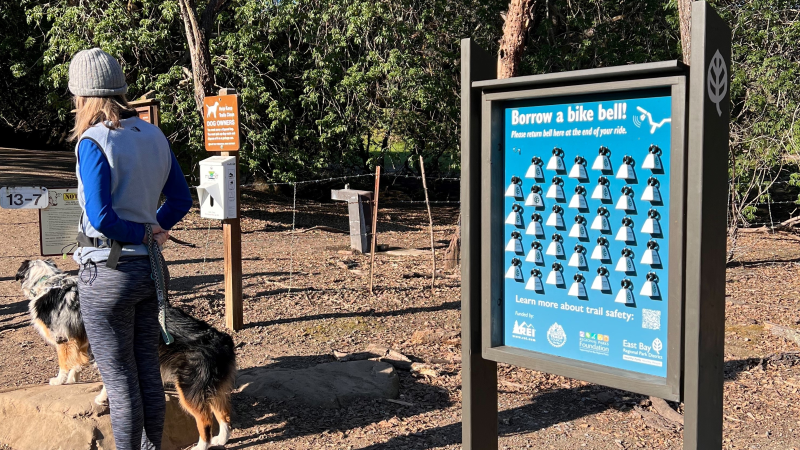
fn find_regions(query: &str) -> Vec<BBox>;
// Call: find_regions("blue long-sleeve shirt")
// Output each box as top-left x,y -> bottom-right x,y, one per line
78,139 -> 192,244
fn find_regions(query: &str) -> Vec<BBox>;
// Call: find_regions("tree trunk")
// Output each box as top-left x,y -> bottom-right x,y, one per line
444,0 -> 537,270
177,0 -> 229,115
498,0 -> 536,79
678,0 -> 692,63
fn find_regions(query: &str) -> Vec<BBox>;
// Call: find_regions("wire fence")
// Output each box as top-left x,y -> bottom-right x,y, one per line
238,171 -> 797,227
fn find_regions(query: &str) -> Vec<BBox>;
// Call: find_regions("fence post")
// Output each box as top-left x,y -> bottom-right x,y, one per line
419,156 -> 436,289
369,166 -> 381,294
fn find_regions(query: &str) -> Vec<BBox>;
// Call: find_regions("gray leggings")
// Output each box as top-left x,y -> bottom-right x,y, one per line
79,256 -> 165,450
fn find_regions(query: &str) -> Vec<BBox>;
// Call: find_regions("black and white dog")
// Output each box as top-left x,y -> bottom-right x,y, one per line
16,259 -> 237,450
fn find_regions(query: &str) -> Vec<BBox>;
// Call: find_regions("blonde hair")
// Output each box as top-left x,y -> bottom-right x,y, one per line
70,95 -> 135,141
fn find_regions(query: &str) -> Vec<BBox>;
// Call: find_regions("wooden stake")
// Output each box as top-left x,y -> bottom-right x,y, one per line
368,166 -> 381,294
419,156 -> 435,289
219,88 -> 243,331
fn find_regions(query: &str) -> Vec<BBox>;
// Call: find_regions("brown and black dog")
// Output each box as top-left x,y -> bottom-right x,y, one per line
16,259 -> 236,450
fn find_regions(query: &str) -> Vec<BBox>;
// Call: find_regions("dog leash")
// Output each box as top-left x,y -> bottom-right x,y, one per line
145,224 -> 174,345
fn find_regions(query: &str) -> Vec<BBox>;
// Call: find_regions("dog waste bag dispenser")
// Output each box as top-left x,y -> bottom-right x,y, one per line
197,156 -> 237,220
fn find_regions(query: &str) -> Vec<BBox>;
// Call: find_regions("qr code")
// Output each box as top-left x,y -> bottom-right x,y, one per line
642,309 -> 661,330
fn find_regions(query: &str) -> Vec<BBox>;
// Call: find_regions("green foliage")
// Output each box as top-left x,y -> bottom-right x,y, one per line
5,0 -> 505,180
211,0 -> 506,179
1,0 -> 797,203
21,0 -> 198,158
0,1 -> 51,137
521,0 -> 680,73
718,0 -> 800,221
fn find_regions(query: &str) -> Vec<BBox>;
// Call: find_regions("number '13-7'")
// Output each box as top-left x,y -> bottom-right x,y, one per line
5,193 -> 41,206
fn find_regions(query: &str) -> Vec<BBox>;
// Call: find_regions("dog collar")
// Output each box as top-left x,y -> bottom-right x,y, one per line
29,275 -> 51,298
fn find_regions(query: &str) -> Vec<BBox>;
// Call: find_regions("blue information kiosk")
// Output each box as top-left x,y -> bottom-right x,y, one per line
460,2 -> 731,449
502,92 -> 676,381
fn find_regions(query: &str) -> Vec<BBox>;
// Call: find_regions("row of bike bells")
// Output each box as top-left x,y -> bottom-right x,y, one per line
522,145 -> 663,182
509,260 -> 661,302
507,176 -> 663,212
507,204 -> 662,239
506,232 -> 662,268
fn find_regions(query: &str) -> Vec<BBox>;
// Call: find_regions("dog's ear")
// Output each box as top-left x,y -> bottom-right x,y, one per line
43,259 -> 58,269
15,260 -> 31,281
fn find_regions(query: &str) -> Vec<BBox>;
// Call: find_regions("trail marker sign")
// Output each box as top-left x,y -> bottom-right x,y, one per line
0,187 -> 48,209
203,95 -> 240,152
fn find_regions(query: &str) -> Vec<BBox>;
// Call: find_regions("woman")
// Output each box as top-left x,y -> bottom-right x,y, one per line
69,48 -> 192,450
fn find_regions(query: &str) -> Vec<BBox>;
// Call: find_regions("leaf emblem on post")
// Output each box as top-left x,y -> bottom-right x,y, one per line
706,49 -> 728,117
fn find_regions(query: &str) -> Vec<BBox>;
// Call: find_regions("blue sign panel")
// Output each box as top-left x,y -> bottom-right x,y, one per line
503,90 -> 672,378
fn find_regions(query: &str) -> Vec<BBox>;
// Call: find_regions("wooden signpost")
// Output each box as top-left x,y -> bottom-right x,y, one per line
203,89 -> 243,331
133,90 -> 244,331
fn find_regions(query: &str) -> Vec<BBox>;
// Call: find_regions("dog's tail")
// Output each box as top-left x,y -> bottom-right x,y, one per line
174,333 -> 236,445
181,333 -> 236,406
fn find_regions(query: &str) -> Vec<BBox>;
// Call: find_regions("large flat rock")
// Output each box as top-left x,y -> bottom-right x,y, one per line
237,360 -> 399,408
0,382 -> 198,450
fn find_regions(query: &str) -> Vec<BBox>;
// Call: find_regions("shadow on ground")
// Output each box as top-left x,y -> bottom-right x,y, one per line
223,351 -> 799,449
241,208 -> 421,234
229,379 -> 617,450
726,256 -> 800,268
0,300 -> 28,333
168,270 -> 291,293
225,353 -> 455,449
244,300 -> 460,329
0,148 -> 76,187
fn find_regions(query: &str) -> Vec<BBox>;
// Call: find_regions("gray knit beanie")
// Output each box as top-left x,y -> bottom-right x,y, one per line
68,48 -> 128,97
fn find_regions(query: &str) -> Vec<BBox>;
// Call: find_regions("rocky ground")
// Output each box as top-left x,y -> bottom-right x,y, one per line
0,148 -> 798,449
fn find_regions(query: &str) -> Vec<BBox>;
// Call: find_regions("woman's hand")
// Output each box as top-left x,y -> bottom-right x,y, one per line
143,225 -> 170,246
154,230 -> 170,246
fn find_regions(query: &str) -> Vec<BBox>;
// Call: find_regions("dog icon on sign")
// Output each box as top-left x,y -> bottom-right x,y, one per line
206,100 -> 220,118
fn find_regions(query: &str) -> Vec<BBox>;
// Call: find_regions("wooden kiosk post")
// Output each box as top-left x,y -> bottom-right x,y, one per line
460,39 -> 498,449
203,88 -> 243,331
